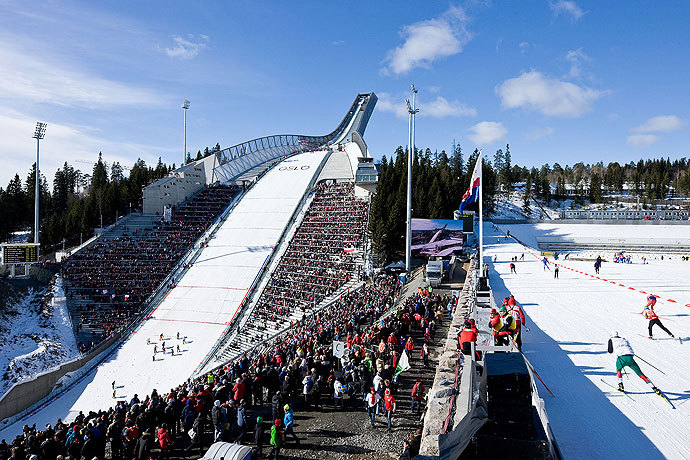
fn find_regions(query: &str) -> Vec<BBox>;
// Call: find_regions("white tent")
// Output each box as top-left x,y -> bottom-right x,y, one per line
200,442 -> 252,460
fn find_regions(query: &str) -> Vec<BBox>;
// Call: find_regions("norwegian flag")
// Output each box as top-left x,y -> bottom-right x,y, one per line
459,155 -> 482,214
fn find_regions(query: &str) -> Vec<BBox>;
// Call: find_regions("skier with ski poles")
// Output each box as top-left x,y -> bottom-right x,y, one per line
607,331 -> 662,395
542,257 -> 550,271
642,295 -> 675,340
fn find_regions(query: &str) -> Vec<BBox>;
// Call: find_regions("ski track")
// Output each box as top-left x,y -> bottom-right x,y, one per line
485,223 -> 690,460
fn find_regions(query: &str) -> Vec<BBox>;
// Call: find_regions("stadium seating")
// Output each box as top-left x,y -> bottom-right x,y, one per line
62,185 -> 238,352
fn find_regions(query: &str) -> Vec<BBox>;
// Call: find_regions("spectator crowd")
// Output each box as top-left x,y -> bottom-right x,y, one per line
3,273 -> 457,460
249,182 -> 367,333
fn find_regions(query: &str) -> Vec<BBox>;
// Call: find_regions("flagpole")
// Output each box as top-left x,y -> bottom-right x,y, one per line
479,153 -> 483,267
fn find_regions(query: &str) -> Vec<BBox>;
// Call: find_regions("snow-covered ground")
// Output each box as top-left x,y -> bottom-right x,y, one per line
484,222 -> 690,459
0,276 -> 79,399
0,150 -> 326,438
492,184 -> 689,221
500,222 -> 690,252
493,185 -> 561,220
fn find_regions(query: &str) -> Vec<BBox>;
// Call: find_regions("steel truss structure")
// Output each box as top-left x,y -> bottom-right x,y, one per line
212,92 -> 376,182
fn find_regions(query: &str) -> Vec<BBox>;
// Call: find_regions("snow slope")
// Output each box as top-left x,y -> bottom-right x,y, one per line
0,150 -> 327,437
484,223 -> 690,459
0,277 -> 79,399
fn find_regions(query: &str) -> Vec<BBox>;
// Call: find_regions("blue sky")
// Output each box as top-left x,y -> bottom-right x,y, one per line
1,0 -> 688,186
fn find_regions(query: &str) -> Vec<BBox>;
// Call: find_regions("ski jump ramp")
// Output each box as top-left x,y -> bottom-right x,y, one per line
0,150 -> 329,437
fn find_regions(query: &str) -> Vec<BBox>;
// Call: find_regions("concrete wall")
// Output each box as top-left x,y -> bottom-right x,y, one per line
0,331 -> 120,422
418,258 -> 476,457
142,162 -> 206,215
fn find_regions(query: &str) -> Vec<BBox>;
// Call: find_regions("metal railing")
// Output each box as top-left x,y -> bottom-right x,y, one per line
212,93 -> 377,183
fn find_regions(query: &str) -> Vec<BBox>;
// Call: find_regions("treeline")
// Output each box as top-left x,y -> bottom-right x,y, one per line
0,153 -> 173,252
503,157 -> 690,206
0,138 -> 226,252
369,143 -> 690,263
369,143 -> 500,263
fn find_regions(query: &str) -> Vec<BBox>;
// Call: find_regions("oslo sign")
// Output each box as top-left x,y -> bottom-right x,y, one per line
278,165 -> 310,171
2,244 -> 39,265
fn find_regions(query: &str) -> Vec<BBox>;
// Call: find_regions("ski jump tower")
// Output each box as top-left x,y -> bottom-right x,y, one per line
144,93 -> 377,215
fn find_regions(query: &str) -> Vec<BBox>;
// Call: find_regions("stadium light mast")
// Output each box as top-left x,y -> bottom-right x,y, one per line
32,122 -> 47,256
405,84 -> 419,274
182,100 -> 190,167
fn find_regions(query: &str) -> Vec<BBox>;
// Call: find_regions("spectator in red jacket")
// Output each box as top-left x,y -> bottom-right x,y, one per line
232,378 -> 245,402
157,424 -> 172,460
459,321 -> 481,360
410,378 -> 425,413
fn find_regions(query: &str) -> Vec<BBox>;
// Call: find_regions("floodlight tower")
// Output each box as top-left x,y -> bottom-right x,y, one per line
405,84 -> 419,274
182,100 -> 190,166
32,122 -> 47,253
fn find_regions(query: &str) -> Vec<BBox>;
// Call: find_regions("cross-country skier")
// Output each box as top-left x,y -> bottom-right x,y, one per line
607,332 -> 661,395
510,262 -> 516,274
642,295 -> 674,339
542,257 -> 550,271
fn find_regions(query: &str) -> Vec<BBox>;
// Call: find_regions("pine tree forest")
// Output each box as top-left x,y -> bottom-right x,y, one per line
1,143 -> 689,263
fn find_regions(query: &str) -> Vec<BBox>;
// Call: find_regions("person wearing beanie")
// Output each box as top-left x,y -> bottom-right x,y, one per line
607,332 -> 663,395
269,419 -> 283,460
254,416 -> 265,456
489,309 -> 503,345
365,387 -> 381,427
283,405 -> 299,446
642,295 -> 675,340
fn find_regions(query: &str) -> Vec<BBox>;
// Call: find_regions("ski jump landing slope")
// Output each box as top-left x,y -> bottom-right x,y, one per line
0,150 -> 327,438
484,223 -> 690,460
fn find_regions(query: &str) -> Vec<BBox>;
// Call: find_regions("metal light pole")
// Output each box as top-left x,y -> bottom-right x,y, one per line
405,84 -> 419,273
32,122 -> 47,255
182,100 -> 190,166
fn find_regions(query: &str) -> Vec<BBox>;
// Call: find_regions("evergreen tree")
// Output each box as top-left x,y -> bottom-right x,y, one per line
589,173 -> 603,203
111,162 -> 124,182
522,181 -> 532,217
501,144 -> 512,190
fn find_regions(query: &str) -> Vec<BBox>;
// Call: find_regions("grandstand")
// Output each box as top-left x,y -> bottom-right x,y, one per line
62,185 -> 238,351
0,92 -> 378,434
204,181 -> 369,369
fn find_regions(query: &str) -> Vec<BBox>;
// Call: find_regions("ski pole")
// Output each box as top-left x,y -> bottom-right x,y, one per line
635,355 -> 666,376
509,336 -> 554,396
